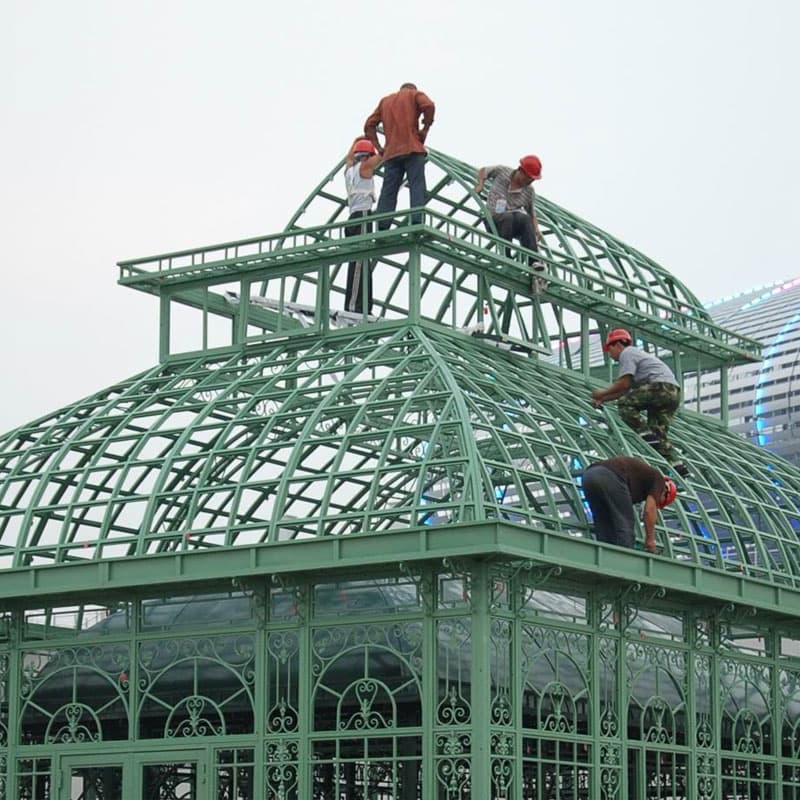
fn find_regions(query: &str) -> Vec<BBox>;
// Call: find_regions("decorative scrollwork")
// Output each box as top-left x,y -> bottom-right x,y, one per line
437,731 -> 470,756
266,738 -> 298,799
45,703 -> 101,744
491,691 -> 512,726
540,681 -> 577,734
599,762 -> 621,800
696,713 -> 714,748
138,634 -> 255,738
732,708 -> 764,754
600,707 -> 619,737
641,696 -> 675,744
437,686 -> 469,726
436,760 -> 471,798
527,563 -> 563,586
166,695 -> 224,738
491,750 -> 513,795
19,645 -> 131,744
339,679 -> 392,731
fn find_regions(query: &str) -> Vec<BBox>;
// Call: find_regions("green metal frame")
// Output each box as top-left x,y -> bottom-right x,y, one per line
0,312 -> 796,588
1,566 -> 800,797
2,146 -> 800,798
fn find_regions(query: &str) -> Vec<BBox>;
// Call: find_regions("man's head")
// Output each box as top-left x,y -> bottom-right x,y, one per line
400,82 -> 418,91
603,328 -> 633,361
353,139 -> 376,159
518,155 -> 543,183
658,477 -> 678,509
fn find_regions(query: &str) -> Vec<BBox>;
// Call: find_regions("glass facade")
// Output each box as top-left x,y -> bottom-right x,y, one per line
684,277 -> 800,466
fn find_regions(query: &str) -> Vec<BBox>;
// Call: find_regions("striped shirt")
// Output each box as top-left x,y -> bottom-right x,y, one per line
484,165 -> 534,217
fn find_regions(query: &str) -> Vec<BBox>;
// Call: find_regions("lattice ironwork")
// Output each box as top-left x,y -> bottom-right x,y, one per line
0,573 -> 797,796
3,147 -> 798,595
0,320 -> 799,587
3,146 -> 800,797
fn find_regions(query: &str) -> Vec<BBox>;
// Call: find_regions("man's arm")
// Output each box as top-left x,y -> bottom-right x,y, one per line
642,496 -> 659,553
533,210 -> 542,241
416,91 -> 435,141
345,137 -> 363,168
358,152 -> 384,179
364,104 -> 384,155
474,167 -> 488,194
591,375 -> 633,405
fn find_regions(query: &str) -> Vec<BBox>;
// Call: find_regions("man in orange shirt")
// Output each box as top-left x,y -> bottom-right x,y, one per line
364,82 -> 435,229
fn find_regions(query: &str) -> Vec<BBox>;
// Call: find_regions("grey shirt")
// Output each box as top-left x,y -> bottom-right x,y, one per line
617,346 -> 678,387
484,166 -> 534,217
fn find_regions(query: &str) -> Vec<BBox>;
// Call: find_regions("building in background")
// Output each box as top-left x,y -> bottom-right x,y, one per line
684,277 -> 800,466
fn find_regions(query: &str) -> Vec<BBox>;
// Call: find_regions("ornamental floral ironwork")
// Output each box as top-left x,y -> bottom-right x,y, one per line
19,645 -> 130,744
137,634 -> 255,739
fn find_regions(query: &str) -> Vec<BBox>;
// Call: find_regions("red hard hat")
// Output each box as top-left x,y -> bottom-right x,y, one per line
354,139 -> 376,155
603,328 -> 633,352
519,155 -> 542,180
658,477 -> 678,509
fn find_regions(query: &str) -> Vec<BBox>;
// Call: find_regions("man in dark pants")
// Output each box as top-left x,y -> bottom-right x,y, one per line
364,82 -> 435,228
343,137 -> 383,314
582,456 -> 677,553
474,156 -> 544,270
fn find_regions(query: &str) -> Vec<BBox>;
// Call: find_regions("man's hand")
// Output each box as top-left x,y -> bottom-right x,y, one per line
474,181 -> 485,194
591,389 -> 605,406
644,537 -> 657,554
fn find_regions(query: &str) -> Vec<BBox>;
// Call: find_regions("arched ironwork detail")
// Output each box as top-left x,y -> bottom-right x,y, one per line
45,702 -> 101,744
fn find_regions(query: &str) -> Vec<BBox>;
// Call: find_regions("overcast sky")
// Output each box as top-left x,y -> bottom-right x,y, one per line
3,0 -> 798,433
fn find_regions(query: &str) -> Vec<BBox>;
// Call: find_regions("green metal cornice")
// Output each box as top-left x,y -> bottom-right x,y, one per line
1,523 -> 798,622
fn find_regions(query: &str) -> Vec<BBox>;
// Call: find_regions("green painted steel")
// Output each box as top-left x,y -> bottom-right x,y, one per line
2,146 -> 800,797
0,570 -> 800,797
117,207 -> 758,369
0,317 -> 797,587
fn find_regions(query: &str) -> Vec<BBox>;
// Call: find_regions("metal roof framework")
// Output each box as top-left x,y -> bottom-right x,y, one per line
0,148 -> 798,615
2,147 -> 800,800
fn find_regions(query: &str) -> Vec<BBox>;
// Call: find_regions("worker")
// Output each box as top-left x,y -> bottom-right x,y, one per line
591,329 -> 689,477
364,82 -> 435,229
582,456 -> 678,553
343,137 -> 383,314
474,156 -> 544,270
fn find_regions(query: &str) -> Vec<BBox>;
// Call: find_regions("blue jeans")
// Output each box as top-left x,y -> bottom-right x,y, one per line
582,465 -> 635,548
376,153 -> 427,229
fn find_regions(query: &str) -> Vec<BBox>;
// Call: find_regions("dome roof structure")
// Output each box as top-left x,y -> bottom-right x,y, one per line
2,147 -> 799,605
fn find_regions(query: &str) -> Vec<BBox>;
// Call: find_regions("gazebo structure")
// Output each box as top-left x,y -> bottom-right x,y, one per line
1,147 -> 800,799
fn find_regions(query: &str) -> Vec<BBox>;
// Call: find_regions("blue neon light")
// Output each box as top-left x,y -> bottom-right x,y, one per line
753,311 -> 800,446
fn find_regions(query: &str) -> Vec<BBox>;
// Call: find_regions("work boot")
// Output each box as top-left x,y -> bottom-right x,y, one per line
530,271 -> 549,295
672,462 -> 690,478
532,278 -> 549,295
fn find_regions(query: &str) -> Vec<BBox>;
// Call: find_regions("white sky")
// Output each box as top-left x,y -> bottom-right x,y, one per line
3,0 -> 799,433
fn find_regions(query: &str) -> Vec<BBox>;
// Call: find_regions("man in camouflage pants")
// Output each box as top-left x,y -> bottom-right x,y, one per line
591,328 -> 688,476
